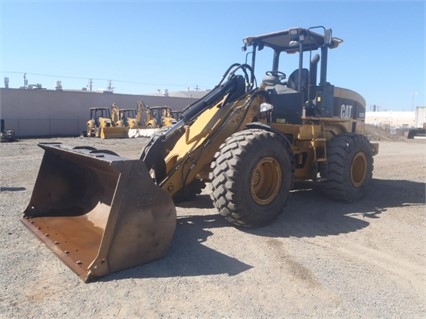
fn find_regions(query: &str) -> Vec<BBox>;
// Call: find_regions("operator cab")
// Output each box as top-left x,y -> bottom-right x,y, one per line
243,27 -> 342,124
89,107 -> 111,127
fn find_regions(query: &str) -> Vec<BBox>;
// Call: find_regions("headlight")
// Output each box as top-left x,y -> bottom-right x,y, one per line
260,102 -> 273,113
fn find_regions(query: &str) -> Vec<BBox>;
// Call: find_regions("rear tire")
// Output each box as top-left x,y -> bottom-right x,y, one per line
210,129 -> 293,227
321,133 -> 373,202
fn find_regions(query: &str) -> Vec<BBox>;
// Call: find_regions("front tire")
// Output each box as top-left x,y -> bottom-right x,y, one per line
321,133 -> 373,202
210,129 -> 293,227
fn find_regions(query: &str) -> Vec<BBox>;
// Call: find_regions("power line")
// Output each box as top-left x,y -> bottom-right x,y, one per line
0,71 -> 139,84
0,71 -> 210,90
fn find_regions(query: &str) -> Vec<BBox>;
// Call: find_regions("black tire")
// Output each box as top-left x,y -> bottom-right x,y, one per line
321,133 -> 373,202
210,129 -> 293,227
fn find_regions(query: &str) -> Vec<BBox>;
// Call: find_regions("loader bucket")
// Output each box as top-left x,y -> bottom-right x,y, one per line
22,143 -> 176,282
100,126 -> 130,139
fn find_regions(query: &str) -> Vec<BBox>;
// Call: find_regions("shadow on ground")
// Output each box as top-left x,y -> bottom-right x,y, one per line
173,178 -> 425,237
103,178 -> 425,282
104,214 -> 251,282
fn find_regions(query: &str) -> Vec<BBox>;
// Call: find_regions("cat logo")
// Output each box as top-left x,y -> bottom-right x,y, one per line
340,104 -> 353,119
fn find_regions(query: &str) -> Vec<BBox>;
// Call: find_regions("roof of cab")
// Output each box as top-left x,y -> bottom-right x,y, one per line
243,27 -> 343,53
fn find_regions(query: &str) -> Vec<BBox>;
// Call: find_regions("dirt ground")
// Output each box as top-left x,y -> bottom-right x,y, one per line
0,129 -> 425,318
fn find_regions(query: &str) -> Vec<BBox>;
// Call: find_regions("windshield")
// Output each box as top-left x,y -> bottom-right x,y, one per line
247,46 -> 312,86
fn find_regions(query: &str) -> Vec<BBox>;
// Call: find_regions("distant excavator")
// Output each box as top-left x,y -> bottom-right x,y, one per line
127,102 -> 180,138
84,100 -> 178,139
146,105 -> 178,128
84,107 -> 113,138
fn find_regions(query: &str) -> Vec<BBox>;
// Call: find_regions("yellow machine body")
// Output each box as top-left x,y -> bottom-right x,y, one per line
23,27 -> 378,282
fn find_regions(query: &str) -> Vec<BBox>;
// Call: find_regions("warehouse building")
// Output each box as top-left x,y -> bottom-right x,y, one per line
0,88 -> 199,137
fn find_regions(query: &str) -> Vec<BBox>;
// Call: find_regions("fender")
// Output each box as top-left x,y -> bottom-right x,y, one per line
245,122 -> 295,172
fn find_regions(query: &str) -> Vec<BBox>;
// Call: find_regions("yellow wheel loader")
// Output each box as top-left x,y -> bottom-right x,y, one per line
87,103 -> 142,139
22,26 -> 378,282
85,107 -> 113,138
122,109 -> 141,129
122,100 -> 163,138
128,101 -> 168,129
148,105 -> 178,128
100,104 -> 132,139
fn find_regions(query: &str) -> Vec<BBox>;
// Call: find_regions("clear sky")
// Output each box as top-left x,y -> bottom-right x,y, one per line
1,0 -> 424,111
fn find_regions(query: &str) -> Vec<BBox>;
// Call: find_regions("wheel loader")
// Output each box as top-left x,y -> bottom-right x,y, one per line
101,104 -> 136,139
22,26 -> 378,282
147,105 -> 178,128
86,103 -> 145,139
85,107 -> 113,137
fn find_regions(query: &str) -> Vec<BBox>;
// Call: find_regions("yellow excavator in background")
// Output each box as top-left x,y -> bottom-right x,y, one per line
86,101 -> 156,138
22,26 -> 378,282
135,102 -> 178,129
85,107 -> 113,137
126,101 -> 145,129
121,100 -> 174,129
147,105 -> 178,128
171,110 -> 184,121
127,102 -> 179,137
100,103 -> 132,139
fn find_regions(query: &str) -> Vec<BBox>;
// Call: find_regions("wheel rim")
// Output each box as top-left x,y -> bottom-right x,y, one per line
351,152 -> 368,187
250,157 -> 282,205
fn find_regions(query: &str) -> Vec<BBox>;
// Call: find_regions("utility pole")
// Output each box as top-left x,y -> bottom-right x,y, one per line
23,73 -> 28,89
107,80 -> 114,92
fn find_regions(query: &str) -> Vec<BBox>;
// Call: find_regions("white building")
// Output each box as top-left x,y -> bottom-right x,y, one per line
365,111 -> 416,128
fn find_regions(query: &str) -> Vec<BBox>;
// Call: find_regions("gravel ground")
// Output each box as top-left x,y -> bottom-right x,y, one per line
0,135 -> 425,318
